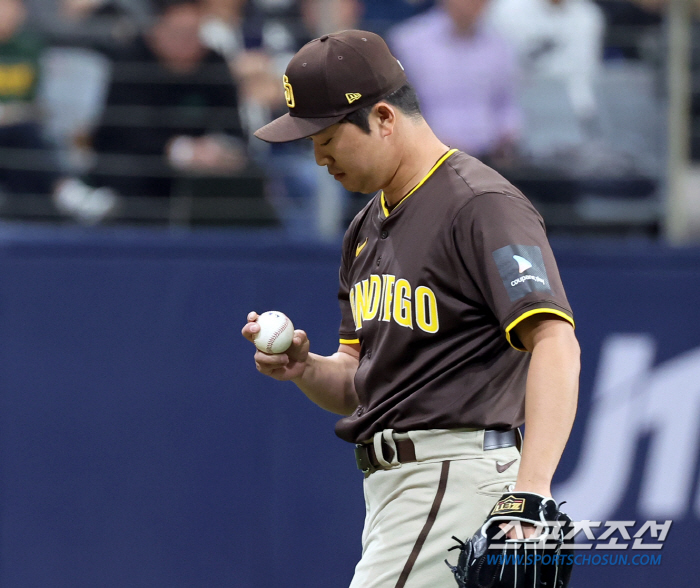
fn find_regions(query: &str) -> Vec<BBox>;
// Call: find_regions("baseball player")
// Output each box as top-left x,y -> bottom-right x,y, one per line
241,30 -> 580,587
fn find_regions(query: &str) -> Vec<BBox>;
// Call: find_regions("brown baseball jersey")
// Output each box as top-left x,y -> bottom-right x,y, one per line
336,149 -> 574,444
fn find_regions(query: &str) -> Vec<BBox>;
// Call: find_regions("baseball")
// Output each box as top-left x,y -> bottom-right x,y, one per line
253,311 -> 294,354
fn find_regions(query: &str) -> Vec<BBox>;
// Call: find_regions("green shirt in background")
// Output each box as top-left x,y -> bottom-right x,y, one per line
0,29 -> 43,104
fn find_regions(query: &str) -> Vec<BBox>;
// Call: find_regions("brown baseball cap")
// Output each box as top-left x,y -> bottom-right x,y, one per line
254,30 -> 407,143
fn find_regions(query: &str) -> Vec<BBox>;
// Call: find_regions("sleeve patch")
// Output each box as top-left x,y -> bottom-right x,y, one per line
492,244 -> 552,302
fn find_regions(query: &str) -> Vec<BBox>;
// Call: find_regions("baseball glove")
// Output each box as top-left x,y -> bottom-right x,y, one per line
446,492 -> 574,588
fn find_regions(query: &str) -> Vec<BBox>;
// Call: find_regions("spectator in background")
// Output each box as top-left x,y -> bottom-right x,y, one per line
388,0 -> 521,164
300,0 -> 365,39
0,0 -> 53,198
26,0 -> 150,52
361,0 -> 433,35
595,0 -> 661,60
230,0 -> 367,132
212,0 -> 366,238
488,0 -> 604,123
199,0 -> 322,139
0,0 -> 117,223
24,0 -> 148,178
90,0 -> 247,200
198,0 -> 309,68
198,0 -> 282,139
199,0 -> 247,62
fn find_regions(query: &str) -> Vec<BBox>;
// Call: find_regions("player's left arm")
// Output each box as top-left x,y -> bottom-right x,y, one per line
512,313 -> 580,497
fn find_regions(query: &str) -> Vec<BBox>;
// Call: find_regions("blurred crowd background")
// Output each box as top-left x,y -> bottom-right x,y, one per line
0,0 -> 698,240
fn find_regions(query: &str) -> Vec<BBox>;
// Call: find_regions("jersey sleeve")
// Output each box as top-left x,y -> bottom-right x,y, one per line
338,228 -> 360,345
452,192 -> 574,351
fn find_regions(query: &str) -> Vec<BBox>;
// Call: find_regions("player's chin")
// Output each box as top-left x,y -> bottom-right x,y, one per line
337,175 -> 372,194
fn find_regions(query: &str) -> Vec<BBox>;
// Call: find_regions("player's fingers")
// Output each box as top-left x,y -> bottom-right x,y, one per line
242,311 -> 261,341
255,361 -> 289,376
498,521 -> 538,540
288,330 -> 310,362
291,329 -> 308,347
256,360 -> 281,375
241,321 -> 259,342
520,524 -> 539,539
254,350 -> 289,366
499,521 -> 518,539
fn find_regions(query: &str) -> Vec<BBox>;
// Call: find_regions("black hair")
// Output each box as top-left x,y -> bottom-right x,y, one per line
341,82 -> 423,134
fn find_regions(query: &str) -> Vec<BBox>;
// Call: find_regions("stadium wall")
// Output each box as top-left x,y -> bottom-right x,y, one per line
0,227 -> 697,587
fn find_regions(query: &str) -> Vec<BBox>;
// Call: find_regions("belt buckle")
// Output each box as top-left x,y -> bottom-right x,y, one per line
354,444 -> 376,475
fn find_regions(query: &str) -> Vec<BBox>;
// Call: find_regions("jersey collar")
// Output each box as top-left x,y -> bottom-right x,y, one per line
380,148 -> 458,218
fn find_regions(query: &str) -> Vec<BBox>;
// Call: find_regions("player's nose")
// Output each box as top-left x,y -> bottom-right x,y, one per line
313,143 -> 332,167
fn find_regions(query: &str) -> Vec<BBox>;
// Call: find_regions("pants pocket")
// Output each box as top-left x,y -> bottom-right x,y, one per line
475,449 -> 520,497
476,476 -> 518,497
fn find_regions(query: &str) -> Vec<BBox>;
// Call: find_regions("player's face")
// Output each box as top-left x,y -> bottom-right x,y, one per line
310,120 -> 394,194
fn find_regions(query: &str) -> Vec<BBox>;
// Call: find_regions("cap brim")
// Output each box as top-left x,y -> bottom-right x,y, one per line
254,112 -> 346,143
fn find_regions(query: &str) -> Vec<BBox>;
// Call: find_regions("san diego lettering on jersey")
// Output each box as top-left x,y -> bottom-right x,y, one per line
349,274 -> 439,333
335,150 -> 575,444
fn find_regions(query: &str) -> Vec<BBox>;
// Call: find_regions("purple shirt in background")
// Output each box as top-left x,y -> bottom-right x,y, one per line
388,8 -> 521,157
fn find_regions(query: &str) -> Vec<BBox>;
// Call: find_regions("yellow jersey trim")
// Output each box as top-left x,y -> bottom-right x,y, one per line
339,338 -> 360,345
505,309 -> 576,352
356,238 -> 368,257
381,148 -> 458,217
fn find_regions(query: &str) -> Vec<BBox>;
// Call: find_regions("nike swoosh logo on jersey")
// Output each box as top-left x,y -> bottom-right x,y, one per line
355,238 -> 368,257
496,459 -> 517,473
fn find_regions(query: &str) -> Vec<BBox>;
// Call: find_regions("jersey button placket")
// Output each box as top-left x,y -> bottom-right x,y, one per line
380,230 -> 388,239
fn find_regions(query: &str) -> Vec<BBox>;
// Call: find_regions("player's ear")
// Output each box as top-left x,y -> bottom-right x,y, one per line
373,103 -> 397,138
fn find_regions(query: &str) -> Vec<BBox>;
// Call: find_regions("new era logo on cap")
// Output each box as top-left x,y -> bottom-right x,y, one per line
346,93 -> 362,104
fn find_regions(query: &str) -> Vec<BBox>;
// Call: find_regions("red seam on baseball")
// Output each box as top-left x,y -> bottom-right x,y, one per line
266,317 -> 289,353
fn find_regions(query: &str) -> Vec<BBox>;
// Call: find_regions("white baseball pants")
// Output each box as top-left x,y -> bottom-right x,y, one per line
349,429 -> 520,588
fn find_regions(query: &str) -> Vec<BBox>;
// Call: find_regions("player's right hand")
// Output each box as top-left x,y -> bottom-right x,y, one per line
241,311 -> 310,381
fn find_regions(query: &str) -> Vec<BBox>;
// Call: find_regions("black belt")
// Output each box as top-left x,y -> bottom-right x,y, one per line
354,429 -> 519,475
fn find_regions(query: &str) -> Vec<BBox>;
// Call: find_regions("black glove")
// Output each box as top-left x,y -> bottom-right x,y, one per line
446,492 -> 574,588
